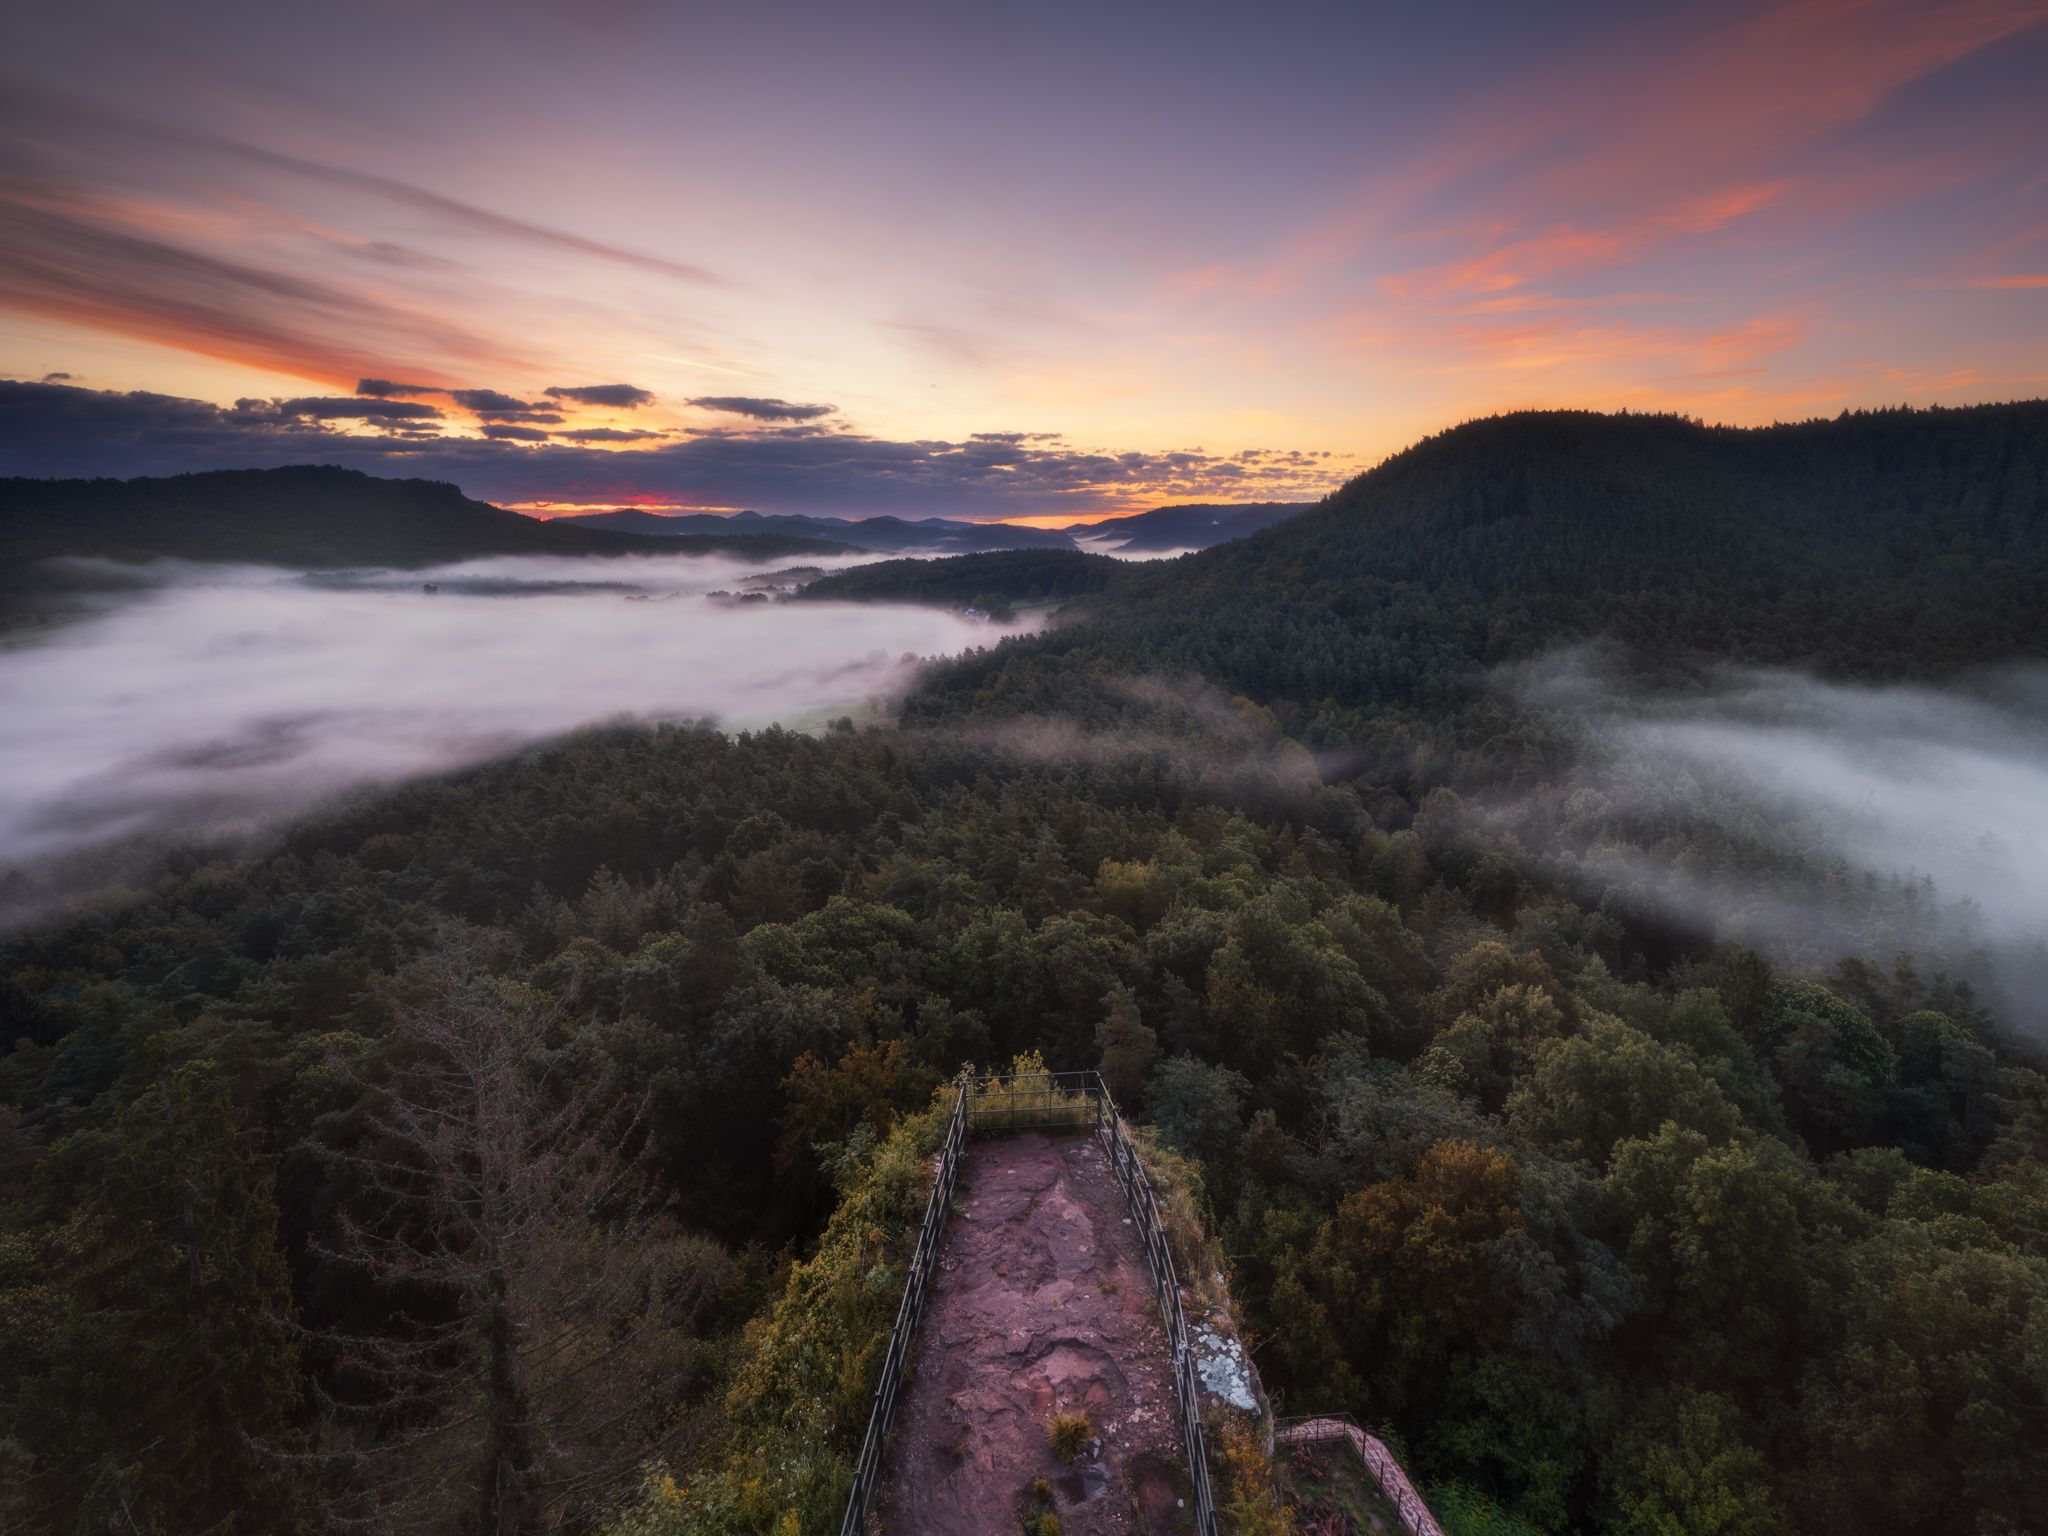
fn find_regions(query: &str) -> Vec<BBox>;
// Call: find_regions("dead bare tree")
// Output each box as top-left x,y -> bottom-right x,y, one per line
312,928 -> 728,1536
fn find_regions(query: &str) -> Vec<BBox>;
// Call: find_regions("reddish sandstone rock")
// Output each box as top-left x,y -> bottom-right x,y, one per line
877,1133 -> 1194,1536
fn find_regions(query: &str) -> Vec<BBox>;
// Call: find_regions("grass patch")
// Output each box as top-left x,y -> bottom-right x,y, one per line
1047,1411 -> 1093,1463
1017,1476 -> 1061,1536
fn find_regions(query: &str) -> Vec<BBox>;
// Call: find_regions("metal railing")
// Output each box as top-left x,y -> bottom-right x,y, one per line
836,1074 -> 970,1536
1089,1077 -> 1222,1536
1274,1413 -> 1445,1536
964,1066 -> 1102,1134
838,1069 -> 1221,1536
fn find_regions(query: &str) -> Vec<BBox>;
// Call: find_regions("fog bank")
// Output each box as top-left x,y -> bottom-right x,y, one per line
1505,651 -> 2048,1022
0,552 -> 1031,923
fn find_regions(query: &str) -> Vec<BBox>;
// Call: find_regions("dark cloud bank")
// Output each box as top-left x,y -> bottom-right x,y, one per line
546,384 -> 656,409
689,396 -> 836,422
0,378 -> 1343,515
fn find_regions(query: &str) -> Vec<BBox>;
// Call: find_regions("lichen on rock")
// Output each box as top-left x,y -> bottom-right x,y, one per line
1191,1313 -> 1261,1415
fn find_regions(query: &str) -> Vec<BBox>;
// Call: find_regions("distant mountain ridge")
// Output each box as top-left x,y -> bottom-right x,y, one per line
553,507 -> 1078,554
553,500 -> 1314,555
0,467 -> 853,608
1068,500 -> 1314,553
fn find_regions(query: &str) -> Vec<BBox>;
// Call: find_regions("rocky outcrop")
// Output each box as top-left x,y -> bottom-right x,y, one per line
878,1133 -> 1196,1535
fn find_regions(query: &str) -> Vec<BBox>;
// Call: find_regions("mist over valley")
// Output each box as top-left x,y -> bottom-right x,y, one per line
0,547 -> 1044,923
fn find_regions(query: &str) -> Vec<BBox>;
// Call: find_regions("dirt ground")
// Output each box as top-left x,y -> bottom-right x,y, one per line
878,1132 -> 1195,1536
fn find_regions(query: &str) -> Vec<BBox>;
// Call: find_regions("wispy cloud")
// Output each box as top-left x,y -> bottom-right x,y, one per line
210,137 -> 727,288
1229,0 -> 2046,302
890,319 -> 1000,370
1379,183 -> 1793,304
1,84 -> 726,288
0,180 -> 525,381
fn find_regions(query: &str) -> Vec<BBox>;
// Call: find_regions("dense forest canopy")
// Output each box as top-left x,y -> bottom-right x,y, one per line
1066,500 -> 1314,554
794,547 -> 1122,610
2,405 -> 2046,1536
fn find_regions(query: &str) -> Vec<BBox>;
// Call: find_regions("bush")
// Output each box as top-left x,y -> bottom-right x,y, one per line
1047,1411 -> 1093,1462
1216,1417 -> 1292,1536
1018,1476 -> 1060,1536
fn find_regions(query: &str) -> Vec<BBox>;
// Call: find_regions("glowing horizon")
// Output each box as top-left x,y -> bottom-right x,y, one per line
505,505 -> 1145,528
2,0 -> 2045,518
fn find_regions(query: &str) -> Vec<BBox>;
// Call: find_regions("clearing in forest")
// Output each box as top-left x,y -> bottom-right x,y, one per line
876,1131 -> 1194,1536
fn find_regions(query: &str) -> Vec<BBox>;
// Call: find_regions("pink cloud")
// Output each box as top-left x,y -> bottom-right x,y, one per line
1193,0 -> 2046,306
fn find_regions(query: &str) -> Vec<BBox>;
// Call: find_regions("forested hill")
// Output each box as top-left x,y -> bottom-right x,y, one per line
795,547 -> 1120,607
915,403 -> 2048,731
553,505 -> 1076,554
1071,498 -> 1314,553
0,465 -> 852,576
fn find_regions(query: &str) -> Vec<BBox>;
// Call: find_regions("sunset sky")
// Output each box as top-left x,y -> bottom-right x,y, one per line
2,0 -> 2045,519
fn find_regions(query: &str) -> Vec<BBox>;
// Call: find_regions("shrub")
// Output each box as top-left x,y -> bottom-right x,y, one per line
1047,1411 -> 1093,1462
1216,1417 -> 1292,1536
1017,1476 -> 1060,1536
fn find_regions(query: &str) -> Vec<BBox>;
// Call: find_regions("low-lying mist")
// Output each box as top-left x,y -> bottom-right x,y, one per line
0,551 -> 1031,927
1503,650 -> 2048,1026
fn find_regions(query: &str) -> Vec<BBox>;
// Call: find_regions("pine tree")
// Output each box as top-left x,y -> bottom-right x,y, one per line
0,1060 -> 311,1533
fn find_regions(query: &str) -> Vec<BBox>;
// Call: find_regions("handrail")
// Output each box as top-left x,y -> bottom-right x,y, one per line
1274,1413 -> 1445,1536
837,1070 -> 1221,1536
836,1075 -> 970,1536
1091,1080 -> 1223,1536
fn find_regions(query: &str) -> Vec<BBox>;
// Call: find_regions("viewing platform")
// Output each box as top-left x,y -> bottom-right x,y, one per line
840,1072 -> 1444,1536
838,1072 -> 1224,1536
878,1130 -> 1194,1534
